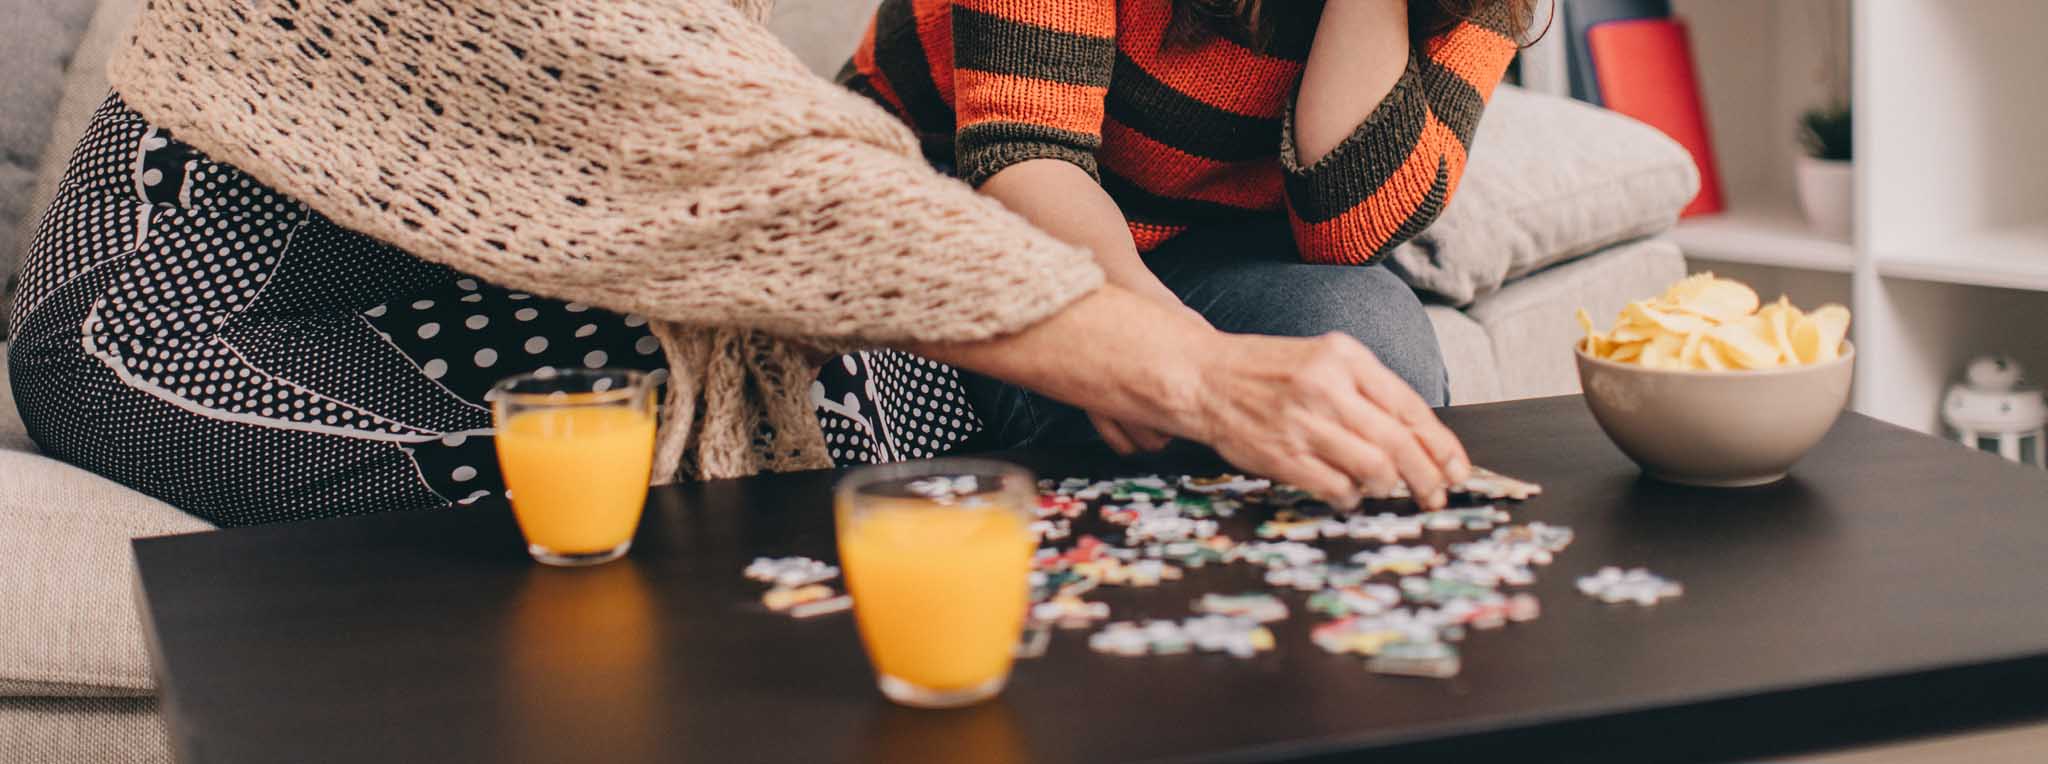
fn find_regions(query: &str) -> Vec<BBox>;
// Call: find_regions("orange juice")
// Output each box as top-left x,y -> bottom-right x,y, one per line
496,406 -> 656,555
838,501 -> 1034,693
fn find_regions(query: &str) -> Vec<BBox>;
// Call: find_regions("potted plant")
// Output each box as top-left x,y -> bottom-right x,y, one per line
1795,104 -> 1852,240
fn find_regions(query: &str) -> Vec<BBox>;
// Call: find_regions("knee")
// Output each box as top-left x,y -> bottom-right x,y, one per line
1370,333 -> 1450,408
1298,269 -> 1449,407
1201,263 -> 1449,406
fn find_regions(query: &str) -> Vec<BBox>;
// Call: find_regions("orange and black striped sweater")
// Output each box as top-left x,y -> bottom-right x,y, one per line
840,0 -> 1521,265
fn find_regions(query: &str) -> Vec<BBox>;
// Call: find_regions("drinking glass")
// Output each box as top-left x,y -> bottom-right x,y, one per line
835,459 -> 1037,708
491,368 -> 656,567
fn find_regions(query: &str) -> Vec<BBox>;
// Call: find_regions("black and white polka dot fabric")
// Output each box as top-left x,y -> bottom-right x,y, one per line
812,350 -> 983,465
7,94 -> 980,526
7,95 -> 669,526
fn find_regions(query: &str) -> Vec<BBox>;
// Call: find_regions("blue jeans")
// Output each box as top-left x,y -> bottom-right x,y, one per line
962,217 -> 1450,449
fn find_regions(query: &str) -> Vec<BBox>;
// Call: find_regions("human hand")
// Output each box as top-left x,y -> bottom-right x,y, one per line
1089,281 -> 1202,455
910,287 -> 1465,507
1090,411 -> 1174,455
1179,331 -> 1470,509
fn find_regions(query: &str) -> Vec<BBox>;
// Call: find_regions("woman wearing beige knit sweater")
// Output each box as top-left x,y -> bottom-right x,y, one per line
5,0 -> 1468,527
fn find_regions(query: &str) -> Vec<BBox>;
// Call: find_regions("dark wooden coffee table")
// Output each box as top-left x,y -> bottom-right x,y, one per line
132,396 -> 2048,763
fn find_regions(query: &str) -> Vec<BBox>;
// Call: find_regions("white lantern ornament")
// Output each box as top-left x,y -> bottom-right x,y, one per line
1942,355 -> 2046,468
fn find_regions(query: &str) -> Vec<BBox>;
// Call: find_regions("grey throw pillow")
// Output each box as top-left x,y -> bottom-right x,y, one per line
0,0 -> 104,334
1387,85 -> 1702,306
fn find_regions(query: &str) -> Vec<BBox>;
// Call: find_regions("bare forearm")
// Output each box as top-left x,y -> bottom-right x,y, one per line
912,286 -> 1210,434
980,159 -> 1183,309
1294,0 -> 1412,165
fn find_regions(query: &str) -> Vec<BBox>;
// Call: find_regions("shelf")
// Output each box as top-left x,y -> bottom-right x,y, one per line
1875,223 -> 2048,293
1669,204 -> 1855,273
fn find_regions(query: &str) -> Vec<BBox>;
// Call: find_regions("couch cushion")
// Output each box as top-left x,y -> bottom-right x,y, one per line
1464,238 -> 1686,401
0,449 -> 212,697
0,696 -> 168,762
1423,305 -> 1501,406
1387,86 -> 1700,307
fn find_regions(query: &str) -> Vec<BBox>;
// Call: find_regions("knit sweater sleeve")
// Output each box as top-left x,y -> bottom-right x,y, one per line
950,0 -> 1118,187
1278,9 -> 1521,265
105,0 -> 1104,348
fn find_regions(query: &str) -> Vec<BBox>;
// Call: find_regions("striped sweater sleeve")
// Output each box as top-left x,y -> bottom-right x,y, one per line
1279,9 -> 1522,266
951,0 -> 1118,187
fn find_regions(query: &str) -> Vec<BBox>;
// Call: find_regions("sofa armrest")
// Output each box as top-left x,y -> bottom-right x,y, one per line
1464,237 -> 1687,401
0,450 -> 211,697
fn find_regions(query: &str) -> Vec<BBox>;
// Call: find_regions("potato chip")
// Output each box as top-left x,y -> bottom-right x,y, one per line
1790,304 -> 1851,363
1621,300 -> 1715,336
1663,273 -> 1760,321
1756,297 -> 1802,365
1575,309 -> 1611,356
1609,324 -> 1655,344
1577,275 -> 1848,372
1639,332 -> 1684,369
1677,329 -> 1705,369
1710,316 -> 1783,369
1696,339 -> 1730,371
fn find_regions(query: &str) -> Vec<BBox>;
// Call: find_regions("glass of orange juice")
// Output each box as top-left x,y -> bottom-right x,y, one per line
836,459 -> 1037,709
491,368 -> 657,567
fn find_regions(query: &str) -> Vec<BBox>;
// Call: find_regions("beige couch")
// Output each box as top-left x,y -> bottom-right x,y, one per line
0,1 -> 1689,760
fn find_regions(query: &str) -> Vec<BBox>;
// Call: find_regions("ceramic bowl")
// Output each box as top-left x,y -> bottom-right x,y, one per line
1575,342 -> 1855,487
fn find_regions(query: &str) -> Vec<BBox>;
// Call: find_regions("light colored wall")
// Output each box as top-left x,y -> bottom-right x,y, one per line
1672,0 -> 1849,211
767,0 -> 884,77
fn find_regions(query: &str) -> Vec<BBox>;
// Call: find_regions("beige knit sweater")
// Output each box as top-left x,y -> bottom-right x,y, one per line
106,0 -> 1103,481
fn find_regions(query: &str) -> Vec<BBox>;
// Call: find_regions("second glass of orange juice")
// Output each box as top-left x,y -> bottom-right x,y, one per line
491,368 -> 656,567
836,459 -> 1036,709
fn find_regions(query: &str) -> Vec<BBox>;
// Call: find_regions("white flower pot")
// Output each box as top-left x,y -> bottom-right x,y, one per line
1795,155 -> 1853,240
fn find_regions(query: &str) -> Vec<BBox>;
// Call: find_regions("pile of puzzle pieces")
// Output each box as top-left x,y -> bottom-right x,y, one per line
1028,471 -> 1582,678
748,467 -> 1684,680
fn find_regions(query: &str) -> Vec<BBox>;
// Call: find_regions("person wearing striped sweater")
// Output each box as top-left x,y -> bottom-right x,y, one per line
843,0 -> 1531,450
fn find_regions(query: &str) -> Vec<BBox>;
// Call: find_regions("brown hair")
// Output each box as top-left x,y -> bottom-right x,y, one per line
1169,0 -> 1544,51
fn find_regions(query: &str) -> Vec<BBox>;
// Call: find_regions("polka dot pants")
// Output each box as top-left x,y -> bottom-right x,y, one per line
8,95 -> 980,527
812,350 -> 983,464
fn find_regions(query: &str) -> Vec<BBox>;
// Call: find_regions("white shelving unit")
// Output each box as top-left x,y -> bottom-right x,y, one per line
1668,203 -> 1853,274
1652,0 -> 2048,434
1872,224 -> 2048,293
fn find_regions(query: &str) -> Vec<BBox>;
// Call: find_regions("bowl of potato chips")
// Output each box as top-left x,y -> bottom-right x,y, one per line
1575,274 -> 1853,487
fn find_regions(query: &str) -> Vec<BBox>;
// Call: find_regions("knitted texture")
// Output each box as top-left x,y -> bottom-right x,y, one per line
1280,8 -> 1522,265
844,0 -> 1521,263
0,697 -> 169,763
106,0 -> 1102,481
